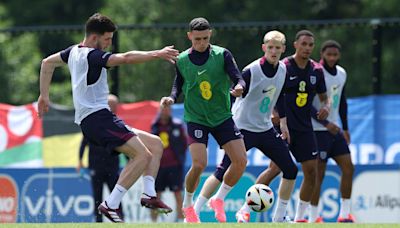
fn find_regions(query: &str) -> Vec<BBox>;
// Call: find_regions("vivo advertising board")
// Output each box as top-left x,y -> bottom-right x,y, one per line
0,165 -> 399,223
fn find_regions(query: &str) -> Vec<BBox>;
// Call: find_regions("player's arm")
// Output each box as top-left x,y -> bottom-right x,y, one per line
316,69 -> 330,120
276,88 -> 291,144
160,66 -> 184,107
223,49 -> 245,97
37,52 -> 66,118
235,68 -> 251,98
311,106 -> 340,135
106,46 -> 179,67
77,136 -> 89,173
339,85 -> 350,144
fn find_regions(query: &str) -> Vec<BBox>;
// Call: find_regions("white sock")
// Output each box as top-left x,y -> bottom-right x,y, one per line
294,199 -> 309,221
239,203 -> 251,213
272,198 -> 289,222
309,205 -> 319,223
183,189 -> 194,208
142,175 -> 156,197
340,198 -> 351,218
214,182 -> 232,200
194,195 -> 209,213
105,184 -> 127,209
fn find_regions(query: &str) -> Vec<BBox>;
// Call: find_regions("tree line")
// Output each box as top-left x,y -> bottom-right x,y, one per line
0,0 -> 399,105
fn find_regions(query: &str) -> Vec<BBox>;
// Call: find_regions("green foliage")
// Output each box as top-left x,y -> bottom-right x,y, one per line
1,0 -> 400,105
0,33 -> 41,104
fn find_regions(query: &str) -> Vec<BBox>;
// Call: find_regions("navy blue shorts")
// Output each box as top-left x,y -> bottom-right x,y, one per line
187,117 -> 242,147
289,130 -> 318,163
214,128 -> 298,181
315,131 -> 351,163
155,165 -> 184,192
80,109 -> 136,155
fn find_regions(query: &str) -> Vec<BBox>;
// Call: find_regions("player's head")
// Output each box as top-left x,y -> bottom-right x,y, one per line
262,30 -> 286,65
108,94 -> 119,113
187,17 -> 212,52
294,30 -> 315,60
320,40 -> 341,67
85,13 -> 117,50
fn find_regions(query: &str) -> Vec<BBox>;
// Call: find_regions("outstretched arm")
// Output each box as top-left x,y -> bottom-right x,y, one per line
38,52 -> 65,118
106,45 -> 179,67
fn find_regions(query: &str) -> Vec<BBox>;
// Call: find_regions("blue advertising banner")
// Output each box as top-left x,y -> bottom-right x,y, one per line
2,165 -> 399,223
0,169 -> 93,223
172,95 -> 400,167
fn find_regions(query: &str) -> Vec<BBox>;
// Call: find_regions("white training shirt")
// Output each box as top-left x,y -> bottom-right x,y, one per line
232,59 -> 286,132
312,65 -> 347,131
65,45 -> 111,125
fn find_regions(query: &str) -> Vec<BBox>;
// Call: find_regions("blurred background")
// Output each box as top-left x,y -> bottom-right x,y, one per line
0,0 -> 400,224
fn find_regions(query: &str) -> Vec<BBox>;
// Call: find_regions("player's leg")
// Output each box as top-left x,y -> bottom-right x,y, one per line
173,190 -> 184,222
106,170 -> 123,221
81,110 -> 150,222
180,122 -> 208,222
182,142 -> 207,222
256,129 -> 297,222
309,131 -> 331,223
167,165 -> 185,222
134,129 -> 163,195
91,170 -> 104,222
109,138 -> 153,207
335,154 -> 354,222
194,154 -> 230,213
256,161 -> 282,185
290,131 -> 318,222
132,129 -> 173,213
309,159 -> 327,223
208,118 -> 247,222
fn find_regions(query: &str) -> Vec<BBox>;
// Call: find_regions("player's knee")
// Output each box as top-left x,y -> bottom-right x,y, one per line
282,164 -> 298,180
149,136 -> 164,155
142,149 -> 153,164
192,160 -> 207,172
230,154 -> 247,170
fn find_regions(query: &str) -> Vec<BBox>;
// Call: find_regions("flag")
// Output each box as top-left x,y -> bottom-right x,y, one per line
0,103 -> 43,167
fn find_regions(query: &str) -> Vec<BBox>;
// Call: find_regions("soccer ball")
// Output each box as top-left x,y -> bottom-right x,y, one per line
245,184 -> 274,212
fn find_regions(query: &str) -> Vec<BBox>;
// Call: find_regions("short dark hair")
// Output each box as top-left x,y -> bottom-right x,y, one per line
189,17 -> 210,31
321,40 -> 341,52
295,30 -> 314,40
85,13 -> 117,35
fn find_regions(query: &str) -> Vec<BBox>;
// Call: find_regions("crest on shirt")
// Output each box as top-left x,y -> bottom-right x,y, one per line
310,76 -> 316,85
320,151 -> 327,160
173,129 -> 181,137
194,129 -> 203,139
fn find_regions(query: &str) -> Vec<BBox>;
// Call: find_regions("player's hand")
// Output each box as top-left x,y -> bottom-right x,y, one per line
317,106 -> 330,120
343,130 -> 351,145
160,96 -> 175,108
157,45 -> 179,64
37,95 -> 50,118
76,161 -> 83,173
230,84 -> 243,97
279,118 -> 291,144
326,122 -> 340,135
